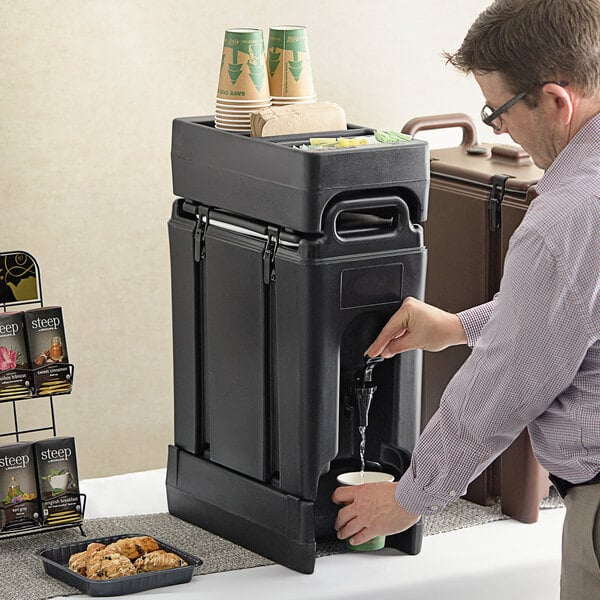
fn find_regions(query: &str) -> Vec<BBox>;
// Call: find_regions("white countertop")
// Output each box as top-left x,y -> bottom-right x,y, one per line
52,468 -> 563,599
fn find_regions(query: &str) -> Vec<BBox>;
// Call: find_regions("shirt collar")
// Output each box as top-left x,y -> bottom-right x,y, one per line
536,112 -> 600,194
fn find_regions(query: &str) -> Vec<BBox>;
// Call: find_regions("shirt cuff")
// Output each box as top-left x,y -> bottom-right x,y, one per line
457,300 -> 496,347
394,470 -> 458,516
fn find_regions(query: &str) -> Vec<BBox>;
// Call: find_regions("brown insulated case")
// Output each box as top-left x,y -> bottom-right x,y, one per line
402,113 -> 551,523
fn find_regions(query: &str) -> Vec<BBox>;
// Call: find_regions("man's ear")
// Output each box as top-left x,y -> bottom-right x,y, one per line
542,82 -> 573,125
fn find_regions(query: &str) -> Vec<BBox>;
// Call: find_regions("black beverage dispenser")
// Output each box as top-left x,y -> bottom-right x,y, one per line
166,117 -> 429,573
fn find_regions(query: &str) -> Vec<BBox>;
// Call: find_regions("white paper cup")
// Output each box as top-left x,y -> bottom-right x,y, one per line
214,119 -> 251,128
214,126 -> 251,133
336,471 -> 395,551
271,96 -> 317,107
215,97 -> 271,123
215,122 -> 251,130
215,105 -> 262,113
215,112 -> 252,121
271,100 -> 317,106
271,94 -> 317,101
216,97 -> 272,105
215,115 -> 250,125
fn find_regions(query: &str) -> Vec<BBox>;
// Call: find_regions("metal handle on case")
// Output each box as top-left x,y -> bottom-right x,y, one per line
401,113 -> 479,147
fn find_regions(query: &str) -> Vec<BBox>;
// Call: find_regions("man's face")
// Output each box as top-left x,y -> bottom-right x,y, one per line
474,71 -> 561,170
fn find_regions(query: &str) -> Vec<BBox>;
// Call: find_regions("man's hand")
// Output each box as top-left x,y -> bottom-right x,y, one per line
366,296 -> 467,359
332,482 -> 421,546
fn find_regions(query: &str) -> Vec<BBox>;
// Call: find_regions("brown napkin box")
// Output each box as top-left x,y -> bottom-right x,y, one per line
250,102 -> 347,137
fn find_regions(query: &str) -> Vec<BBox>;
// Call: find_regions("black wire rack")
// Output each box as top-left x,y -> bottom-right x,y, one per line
0,250 -> 83,538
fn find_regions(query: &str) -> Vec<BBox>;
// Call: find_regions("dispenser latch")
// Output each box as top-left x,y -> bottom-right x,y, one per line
193,208 -> 210,262
262,226 -> 279,285
488,174 -> 511,232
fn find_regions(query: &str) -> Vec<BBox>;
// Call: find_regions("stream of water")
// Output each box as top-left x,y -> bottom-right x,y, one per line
359,425 -> 366,481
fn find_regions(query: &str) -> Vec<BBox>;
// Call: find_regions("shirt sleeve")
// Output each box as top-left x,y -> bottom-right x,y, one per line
395,224 -> 592,515
457,300 -> 497,347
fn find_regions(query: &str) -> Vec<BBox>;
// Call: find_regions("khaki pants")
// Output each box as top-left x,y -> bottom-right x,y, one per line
561,482 -> 600,599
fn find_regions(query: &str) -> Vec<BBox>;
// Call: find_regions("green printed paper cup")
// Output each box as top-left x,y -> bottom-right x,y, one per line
217,28 -> 270,101
271,93 -> 317,106
336,471 -> 395,552
267,26 -> 315,98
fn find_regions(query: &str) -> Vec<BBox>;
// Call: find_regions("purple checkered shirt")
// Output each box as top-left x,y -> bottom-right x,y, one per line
396,113 -> 600,516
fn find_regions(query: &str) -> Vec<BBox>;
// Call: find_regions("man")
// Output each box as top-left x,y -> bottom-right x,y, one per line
332,1 -> 600,598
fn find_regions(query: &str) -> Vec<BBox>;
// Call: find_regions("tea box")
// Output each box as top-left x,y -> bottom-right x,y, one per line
24,307 -> 71,396
34,436 -> 82,526
0,312 -> 32,399
0,442 -> 41,532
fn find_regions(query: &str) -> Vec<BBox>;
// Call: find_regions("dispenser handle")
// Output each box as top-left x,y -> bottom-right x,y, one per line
353,355 -> 385,428
401,113 -> 479,148
354,355 -> 385,387
365,355 -> 385,365
322,195 -> 419,252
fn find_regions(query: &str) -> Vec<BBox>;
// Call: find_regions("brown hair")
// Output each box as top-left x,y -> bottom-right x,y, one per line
444,0 -> 600,102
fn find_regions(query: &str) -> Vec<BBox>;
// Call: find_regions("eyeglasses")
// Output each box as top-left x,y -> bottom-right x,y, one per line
481,81 -> 569,131
481,92 -> 527,131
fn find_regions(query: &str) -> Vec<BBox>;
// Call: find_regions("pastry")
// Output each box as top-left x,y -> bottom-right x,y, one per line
67,550 -> 88,575
67,536 -> 187,580
134,549 -> 188,572
68,542 -> 105,576
104,535 -> 159,560
86,549 -> 136,580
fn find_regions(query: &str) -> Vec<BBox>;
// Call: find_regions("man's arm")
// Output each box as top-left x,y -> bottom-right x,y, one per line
366,296 -> 468,358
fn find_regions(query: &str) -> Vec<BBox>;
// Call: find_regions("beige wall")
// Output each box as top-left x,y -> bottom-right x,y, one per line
0,0 -> 506,478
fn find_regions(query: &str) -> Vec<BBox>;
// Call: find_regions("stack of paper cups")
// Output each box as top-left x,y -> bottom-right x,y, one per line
267,26 -> 316,106
215,28 -> 272,133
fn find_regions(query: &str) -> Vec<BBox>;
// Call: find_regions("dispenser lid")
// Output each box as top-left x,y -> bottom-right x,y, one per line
171,117 -> 430,233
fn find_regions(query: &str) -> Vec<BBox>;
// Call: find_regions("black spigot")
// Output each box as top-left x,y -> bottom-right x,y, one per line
353,356 -> 384,428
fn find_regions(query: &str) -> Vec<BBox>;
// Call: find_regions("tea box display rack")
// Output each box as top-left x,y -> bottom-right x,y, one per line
0,494 -> 87,540
0,250 -> 85,539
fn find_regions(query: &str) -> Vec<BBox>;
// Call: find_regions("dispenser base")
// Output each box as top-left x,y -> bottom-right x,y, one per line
166,445 -> 424,574
166,445 -> 317,573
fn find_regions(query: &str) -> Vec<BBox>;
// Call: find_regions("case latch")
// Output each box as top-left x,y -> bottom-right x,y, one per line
262,226 -> 279,285
193,208 -> 210,262
488,174 -> 511,232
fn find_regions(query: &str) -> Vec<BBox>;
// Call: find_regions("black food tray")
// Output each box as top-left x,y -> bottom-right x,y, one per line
171,116 -> 430,233
37,533 -> 203,597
